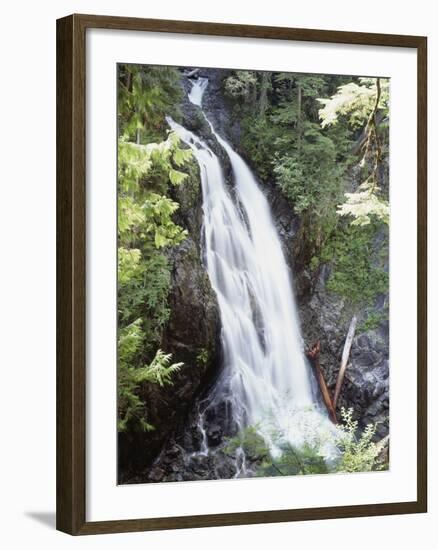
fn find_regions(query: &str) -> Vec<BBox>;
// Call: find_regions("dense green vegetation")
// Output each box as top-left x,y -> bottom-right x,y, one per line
224,408 -> 386,477
223,71 -> 389,303
117,65 -> 390,482
224,426 -> 269,460
117,64 -> 191,432
319,222 -> 389,305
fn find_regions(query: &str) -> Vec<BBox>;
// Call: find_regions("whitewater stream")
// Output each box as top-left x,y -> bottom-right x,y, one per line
167,78 -> 337,475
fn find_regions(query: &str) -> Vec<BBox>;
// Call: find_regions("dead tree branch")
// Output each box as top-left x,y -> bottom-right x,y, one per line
333,316 -> 357,409
306,341 -> 337,423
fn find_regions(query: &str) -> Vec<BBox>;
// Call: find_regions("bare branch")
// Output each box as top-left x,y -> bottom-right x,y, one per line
333,316 -> 357,409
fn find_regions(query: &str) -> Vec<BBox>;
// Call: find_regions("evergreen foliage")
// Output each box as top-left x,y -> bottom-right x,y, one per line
320,222 -> 389,305
117,64 -> 192,432
224,71 -> 353,251
358,310 -> 388,333
118,64 -> 184,143
319,78 -> 390,227
223,71 -> 389,305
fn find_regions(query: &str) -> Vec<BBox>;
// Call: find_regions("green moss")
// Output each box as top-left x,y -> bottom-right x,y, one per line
309,256 -> 320,272
358,310 -> 388,333
224,426 -> 269,460
321,223 -> 388,305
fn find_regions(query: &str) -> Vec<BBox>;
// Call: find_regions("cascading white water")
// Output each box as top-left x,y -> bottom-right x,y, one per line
168,78 -> 337,461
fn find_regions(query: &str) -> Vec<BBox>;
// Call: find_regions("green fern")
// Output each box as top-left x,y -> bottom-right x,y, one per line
118,323 -> 183,433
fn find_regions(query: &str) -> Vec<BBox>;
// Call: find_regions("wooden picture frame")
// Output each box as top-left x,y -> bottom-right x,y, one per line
57,13 -> 427,535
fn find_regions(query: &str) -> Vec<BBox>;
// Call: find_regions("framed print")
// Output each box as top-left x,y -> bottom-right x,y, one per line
56,14 -> 427,535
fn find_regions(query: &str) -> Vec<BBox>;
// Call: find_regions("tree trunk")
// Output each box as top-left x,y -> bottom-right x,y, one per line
333,316 -> 357,409
306,341 -> 337,423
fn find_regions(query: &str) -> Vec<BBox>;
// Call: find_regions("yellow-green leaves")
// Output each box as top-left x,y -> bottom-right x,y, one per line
119,132 -> 192,194
118,328 -> 183,432
337,181 -> 390,227
139,350 -> 183,387
117,65 -> 190,434
118,319 -> 183,432
172,143 -> 192,167
118,196 -> 144,238
318,78 -> 389,129
336,408 -> 382,473
118,248 -> 142,285
118,141 -> 153,195
142,193 -> 187,249
118,132 -> 190,249
168,168 -> 188,186
118,191 -> 188,249
318,77 -> 390,228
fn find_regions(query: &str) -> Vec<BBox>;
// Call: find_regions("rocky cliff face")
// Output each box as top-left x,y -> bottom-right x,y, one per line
122,69 -> 389,483
118,118 -> 223,483
299,270 -> 389,438
198,69 -> 390,439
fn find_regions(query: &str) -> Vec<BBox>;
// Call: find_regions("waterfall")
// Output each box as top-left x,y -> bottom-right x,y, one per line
168,78 -> 337,464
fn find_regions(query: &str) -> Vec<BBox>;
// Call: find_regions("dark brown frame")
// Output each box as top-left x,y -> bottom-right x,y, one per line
57,13 -> 428,535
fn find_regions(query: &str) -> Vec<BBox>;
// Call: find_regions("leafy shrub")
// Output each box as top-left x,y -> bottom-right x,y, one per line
223,426 -> 269,461
335,408 -> 382,473
319,78 -> 390,227
117,64 -> 194,433
230,408 -> 385,478
358,310 -> 388,333
118,327 -> 183,432
257,443 -> 329,477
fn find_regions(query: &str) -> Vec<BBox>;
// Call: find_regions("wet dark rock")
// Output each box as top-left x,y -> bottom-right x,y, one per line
122,68 -> 390,484
203,76 -> 389,438
179,72 -> 234,185
181,424 -> 203,453
197,68 -> 240,144
220,73 -> 390,438
118,94 -> 223,482
148,467 -> 165,483
206,424 -> 223,447
296,266 -> 389,437
214,459 -> 237,479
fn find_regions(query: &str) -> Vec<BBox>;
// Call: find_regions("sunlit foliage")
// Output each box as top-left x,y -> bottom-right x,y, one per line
228,408 -> 385,478
319,78 -> 390,227
224,71 -> 352,252
117,64 -> 192,432
118,320 -> 183,432
335,407 -> 383,473
320,222 -> 388,305
223,71 -> 389,306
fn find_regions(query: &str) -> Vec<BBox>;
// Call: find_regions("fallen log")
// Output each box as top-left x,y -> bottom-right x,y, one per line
185,68 -> 200,78
306,341 -> 337,423
333,315 -> 357,410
